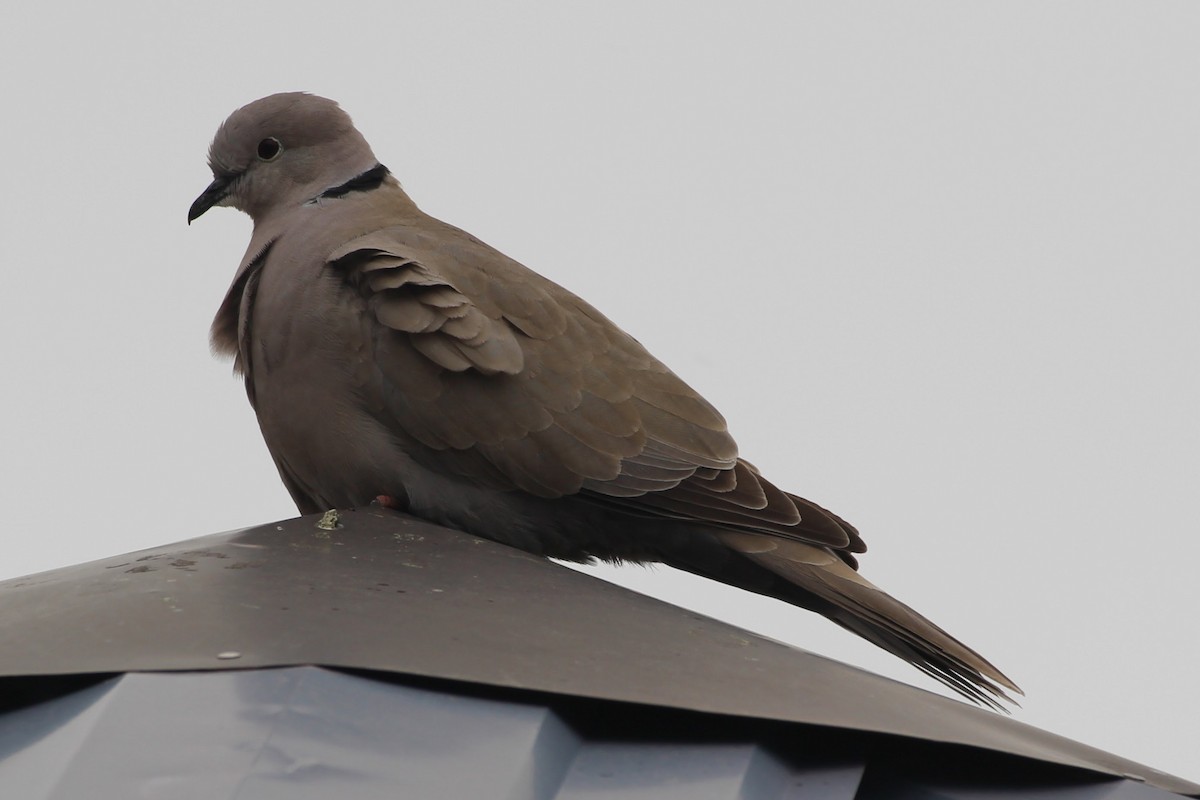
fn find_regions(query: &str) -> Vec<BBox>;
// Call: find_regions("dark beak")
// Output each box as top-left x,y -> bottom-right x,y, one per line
188,174 -> 234,224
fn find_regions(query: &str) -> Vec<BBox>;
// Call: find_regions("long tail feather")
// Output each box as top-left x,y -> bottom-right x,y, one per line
700,531 -> 1021,708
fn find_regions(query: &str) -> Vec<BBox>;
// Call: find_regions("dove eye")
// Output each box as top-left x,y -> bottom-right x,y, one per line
257,137 -> 283,161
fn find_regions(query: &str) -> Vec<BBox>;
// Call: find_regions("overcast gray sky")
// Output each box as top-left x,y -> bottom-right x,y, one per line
1,1 -> 1196,783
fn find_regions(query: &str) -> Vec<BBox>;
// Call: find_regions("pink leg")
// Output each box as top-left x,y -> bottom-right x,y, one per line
374,495 -> 406,510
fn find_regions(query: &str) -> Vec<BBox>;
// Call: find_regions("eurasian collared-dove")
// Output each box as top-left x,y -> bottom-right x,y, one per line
190,92 -> 1020,708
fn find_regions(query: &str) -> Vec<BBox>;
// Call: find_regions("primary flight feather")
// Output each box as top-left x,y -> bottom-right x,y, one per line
190,92 -> 1020,708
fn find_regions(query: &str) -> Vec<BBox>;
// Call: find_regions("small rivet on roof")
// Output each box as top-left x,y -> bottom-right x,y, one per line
216,651 -> 242,660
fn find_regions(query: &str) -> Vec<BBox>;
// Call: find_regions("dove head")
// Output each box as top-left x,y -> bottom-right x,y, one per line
189,93 -> 381,224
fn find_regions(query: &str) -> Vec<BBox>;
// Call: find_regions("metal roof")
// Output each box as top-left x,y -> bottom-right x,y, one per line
0,665 -> 1182,800
0,509 -> 1195,797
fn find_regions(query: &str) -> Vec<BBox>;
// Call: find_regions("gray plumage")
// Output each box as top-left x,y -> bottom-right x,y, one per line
190,92 -> 1020,708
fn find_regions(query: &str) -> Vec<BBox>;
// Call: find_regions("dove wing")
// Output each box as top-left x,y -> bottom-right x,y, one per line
329,224 -> 860,553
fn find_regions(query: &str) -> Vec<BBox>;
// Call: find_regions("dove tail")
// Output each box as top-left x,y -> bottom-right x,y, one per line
669,531 -> 1021,710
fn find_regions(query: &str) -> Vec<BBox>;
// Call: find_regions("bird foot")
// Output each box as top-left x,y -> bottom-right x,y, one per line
373,495 -> 407,511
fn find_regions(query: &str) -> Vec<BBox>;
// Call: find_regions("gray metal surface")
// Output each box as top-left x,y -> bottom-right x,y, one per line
0,667 -> 1180,800
0,510 -> 1194,796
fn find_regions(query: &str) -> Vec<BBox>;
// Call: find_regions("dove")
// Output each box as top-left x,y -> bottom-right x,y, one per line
190,92 -> 1020,708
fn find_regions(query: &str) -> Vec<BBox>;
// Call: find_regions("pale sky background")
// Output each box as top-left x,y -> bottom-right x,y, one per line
1,1 -> 1197,784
